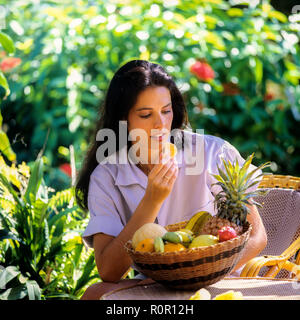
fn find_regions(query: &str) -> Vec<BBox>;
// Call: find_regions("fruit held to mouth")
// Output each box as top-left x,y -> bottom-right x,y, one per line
162,142 -> 177,159
218,226 -> 237,242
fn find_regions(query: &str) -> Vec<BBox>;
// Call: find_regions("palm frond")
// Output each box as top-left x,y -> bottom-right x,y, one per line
48,188 -> 74,210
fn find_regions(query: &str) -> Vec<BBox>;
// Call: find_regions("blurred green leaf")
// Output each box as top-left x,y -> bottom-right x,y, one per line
0,32 -> 15,54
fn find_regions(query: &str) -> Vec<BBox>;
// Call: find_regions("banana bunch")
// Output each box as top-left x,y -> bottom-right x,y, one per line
185,211 -> 212,235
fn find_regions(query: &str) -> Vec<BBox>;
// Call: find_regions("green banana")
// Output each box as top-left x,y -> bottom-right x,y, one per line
162,231 -> 182,244
185,211 -> 212,236
154,237 -> 164,253
176,231 -> 194,243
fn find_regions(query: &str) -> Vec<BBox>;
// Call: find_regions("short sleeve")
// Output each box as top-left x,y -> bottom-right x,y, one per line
210,140 -> 263,196
82,169 -> 124,248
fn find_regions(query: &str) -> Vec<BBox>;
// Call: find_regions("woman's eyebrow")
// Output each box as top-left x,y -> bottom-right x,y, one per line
136,102 -> 171,111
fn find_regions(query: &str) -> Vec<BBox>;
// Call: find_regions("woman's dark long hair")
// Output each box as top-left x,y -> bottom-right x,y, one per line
75,59 -> 188,211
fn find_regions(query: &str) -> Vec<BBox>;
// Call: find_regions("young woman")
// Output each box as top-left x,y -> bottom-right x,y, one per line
76,60 -> 267,300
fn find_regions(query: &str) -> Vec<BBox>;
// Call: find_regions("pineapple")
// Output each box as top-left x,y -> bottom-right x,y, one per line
202,153 -> 270,237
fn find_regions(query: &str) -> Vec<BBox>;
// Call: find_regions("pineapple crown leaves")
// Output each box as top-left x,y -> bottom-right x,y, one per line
211,153 -> 271,221
211,153 -> 271,196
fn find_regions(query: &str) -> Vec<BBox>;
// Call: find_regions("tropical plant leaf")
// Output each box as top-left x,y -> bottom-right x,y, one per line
73,253 -> 96,293
0,229 -> 21,242
48,188 -> 74,210
0,209 -> 17,230
0,285 -> 27,300
73,243 -> 83,270
0,266 -> 21,290
48,207 -> 71,230
0,130 -> 16,162
33,198 -> 48,225
0,32 -> 15,54
26,280 -> 41,300
44,292 -> 78,300
0,72 -> 9,93
0,172 -> 23,207
24,156 -> 43,204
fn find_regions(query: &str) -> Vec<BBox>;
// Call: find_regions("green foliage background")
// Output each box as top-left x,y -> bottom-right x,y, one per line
0,0 -> 299,300
1,0 -> 300,182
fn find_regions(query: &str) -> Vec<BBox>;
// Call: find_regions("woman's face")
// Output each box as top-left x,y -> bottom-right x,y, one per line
127,86 -> 174,163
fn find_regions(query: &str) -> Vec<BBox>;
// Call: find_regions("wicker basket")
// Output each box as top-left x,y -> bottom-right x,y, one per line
259,174 -> 300,190
125,221 -> 252,290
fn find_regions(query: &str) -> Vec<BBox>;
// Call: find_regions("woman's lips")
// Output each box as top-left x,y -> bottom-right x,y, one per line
150,133 -> 166,141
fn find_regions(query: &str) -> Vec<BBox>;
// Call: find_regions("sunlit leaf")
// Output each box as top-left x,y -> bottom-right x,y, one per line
0,32 -> 15,54
268,10 -> 287,23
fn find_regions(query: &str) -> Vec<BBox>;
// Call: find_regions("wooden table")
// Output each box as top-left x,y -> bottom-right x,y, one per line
101,277 -> 300,300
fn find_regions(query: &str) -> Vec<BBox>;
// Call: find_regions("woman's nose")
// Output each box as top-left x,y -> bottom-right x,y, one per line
153,114 -> 164,129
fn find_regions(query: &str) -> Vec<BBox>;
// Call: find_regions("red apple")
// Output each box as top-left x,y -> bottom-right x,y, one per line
218,226 -> 237,242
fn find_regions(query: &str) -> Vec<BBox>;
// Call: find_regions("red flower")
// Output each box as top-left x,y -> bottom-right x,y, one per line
0,57 -> 22,72
190,60 -> 215,81
59,163 -> 72,177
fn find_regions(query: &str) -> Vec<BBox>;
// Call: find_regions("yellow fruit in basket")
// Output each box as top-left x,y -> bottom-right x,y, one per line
164,242 -> 186,252
132,223 -> 167,249
178,228 -> 194,236
176,231 -> 194,243
189,288 -> 211,300
189,234 -> 219,248
135,238 -> 155,252
162,231 -> 182,243
213,290 -> 244,300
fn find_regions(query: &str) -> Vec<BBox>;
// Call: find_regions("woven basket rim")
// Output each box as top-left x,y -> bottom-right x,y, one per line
125,221 -> 252,258
259,174 -> 300,190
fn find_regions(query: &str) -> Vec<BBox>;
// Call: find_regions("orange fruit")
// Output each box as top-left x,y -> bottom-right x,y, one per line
132,223 -> 167,249
162,142 -> 177,160
164,242 -> 186,252
135,238 -> 155,253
